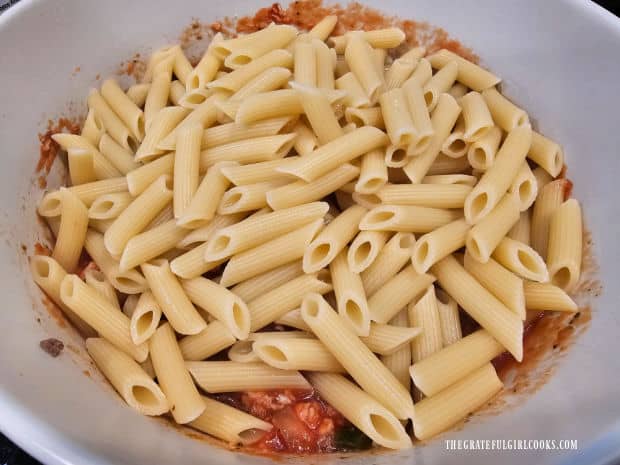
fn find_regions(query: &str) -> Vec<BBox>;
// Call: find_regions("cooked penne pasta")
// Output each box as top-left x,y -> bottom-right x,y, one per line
435,289 -> 462,345
84,267 -> 120,308
509,162 -> 538,211
88,89 -> 138,151
368,264 -> 436,324
314,38 -> 335,89
347,230 -> 390,274
178,162 -> 234,228
378,183 -> 472,208
360,204 -> 461,233
231,261 -> 304,302
104,175 -> 173,257
481,87 -> 529,132
144,71 -> 172,126
301,293 -> 414,419
414,363 -> 502,440
335,72 -> 371,108
464,124 -> 532,224
278,127 -> 388,182
431,254 -> 523,360
531,178 -> 569,260
141,259 -> 206,335
81,109 -> 105,146
523,281 -> 578,312
508,211 -> 532,244
380,88 -> 416,147
423,61 -> 458,112
423,174 -> 477,186
330,248 -> 371,336
202,116 -> 291,150
52,189 -> 89,273
354,148 -> 389,195
221,218 -> 323,286
448,82 -> 468,99
403,93 -> 461,182
247,272 -> 332,332
101,79 -> 145,141
380,310 -> 413,390
181,277 -> 250,339
412,218 -> 470,273
60,274 -> 147,362
200,134 -> 296,169
187,361 -> 311,392
226,25 -> 297,69
67,149 -> 96,185
129,291 -> 162,345
459,91 -> 494,142
292,82 -> 343,144
529,131 -> 565,178
173,124 -> 202,218
428,49 -> 501,91
254,337 -> 344,372
150,323 -> 205,424
294,40 -> 317,86
408,285 -> 443,362
361,232 -> 416,295
402,81 -> 434,155
344,34 -> 384,102
466,192 -> 521,263
307,372 -> 411,449
426,153 -> 471,175
98,135 -> 139,175
466,125 -> 502,171
84,230 -> 147,294
51,134 -> 121,180
86,338 -> 168,415
30,255 -> 96,337
205,202 -> 327,260
119,220 -> 188,271
136,107 -> 189,161
190,396 -> 273,446
361,321 -> 422,355
463,252 -> 525,319
546,199 -> 582,292
178,320 -> 236,361
492,237 -> 549,282
303,205 -> 366,273
186,37 -> 222,91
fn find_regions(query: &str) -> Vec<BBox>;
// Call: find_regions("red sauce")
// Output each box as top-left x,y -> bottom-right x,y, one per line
37,118 -> 80,174
213,389 -> 347,453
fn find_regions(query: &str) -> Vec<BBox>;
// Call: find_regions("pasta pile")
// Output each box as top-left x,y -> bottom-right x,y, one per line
31,16 -> 583,450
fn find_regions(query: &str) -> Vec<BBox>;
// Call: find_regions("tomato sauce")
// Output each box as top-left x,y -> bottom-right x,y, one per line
212,389 -> 352,453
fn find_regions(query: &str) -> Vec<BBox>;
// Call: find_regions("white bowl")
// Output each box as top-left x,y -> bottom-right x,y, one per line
1,0 -> 620,464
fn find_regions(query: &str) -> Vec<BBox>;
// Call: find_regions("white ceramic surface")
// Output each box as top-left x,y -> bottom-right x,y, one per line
1,1 -> 619,464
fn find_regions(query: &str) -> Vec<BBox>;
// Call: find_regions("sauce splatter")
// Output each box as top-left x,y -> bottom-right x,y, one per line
118,53 -> 146,81
37,118 -> 80,174
236,1 -> 477,62
40,337 -> 64,357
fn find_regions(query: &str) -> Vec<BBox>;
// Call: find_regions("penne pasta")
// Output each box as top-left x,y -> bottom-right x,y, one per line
150,323 -> 205,424
361,232 -> 415,296
463,252 -> 525,319
360,204 -> 461,233
368,264 -> 436,324
546,199 -> 582,292
141,259 -> 207,335
247,272 -> 332,332
464,124 -> 532,224
531,178 -> 569,260
129,291 -> 162,345
345,34 -> 384,102
187,361 -> 310,392
294,40 -> 317,86
378,183 -> 472,209
254,337 -> 344,372
361,321 -> 422,355
181,277 -> 250,339
528,131 -> 565,178
52,133 -> 122,180
86,338 -> 168,415
459,91 -> 494,142
52,189 -> 89,273
221,218 -> 323,286
144,71 -> 172,126
347,230 -> 390,274
60,274 -> 147,362
492,237 -> 549,282
88,89 -> 138,151
466,125 -> 502,171
466,192 -> 521,263
231,261 -> 304,302
427,49 -> 501,91
432,254 -> 523,360
301,293 -> 414,419
303,205 -> 366,273
101,79 -> 145,141
335,72 -> 370,108
330,248 -> 371,336
380,310 -> 413,390
436,289 -> 462,346
119,220 -> 188,271
136,106 -> 189,161
481,87 -> 529,132
81,109 -> 105,147
84,267 -> 120,308
408,285 -> 443,363
410,330 -> 502,398
292,82 -> 343,144
403,93 -> 461,182
523,281 -> 578,312
413,363 -> 502,440
199,134 -> 296,170
423,61 -> 458,112
178,162 -> 234,229
508,211 -> 532,245
412,218 -> 471,273
178,320 -> 236,361
509,162 -> 538,211
173,124 -> 203,219
104,175 -> 173,257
